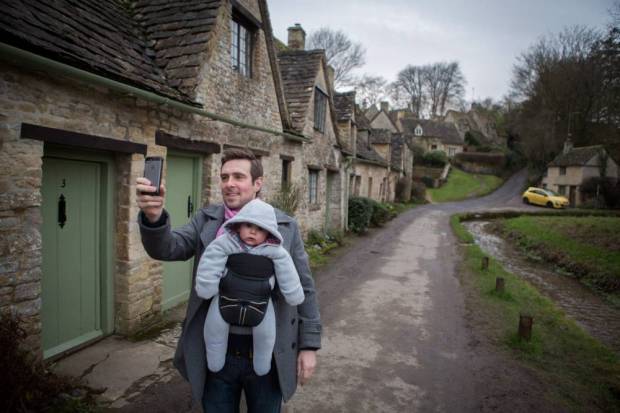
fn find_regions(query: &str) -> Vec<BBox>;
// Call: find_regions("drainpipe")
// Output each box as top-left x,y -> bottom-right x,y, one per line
0,42 -> 309,143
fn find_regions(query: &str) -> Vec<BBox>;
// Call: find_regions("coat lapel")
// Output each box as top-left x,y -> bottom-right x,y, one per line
199,204 -> 224,249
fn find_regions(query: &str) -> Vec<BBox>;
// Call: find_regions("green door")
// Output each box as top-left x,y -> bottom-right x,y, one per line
41,157 -> 102,358
162,153 -> 202,310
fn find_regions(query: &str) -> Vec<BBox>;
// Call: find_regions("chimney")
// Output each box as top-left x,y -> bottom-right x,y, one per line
380,101 -> 389,113
326,65 -> 335,92
287,23 -> 306,50
563,138 -> 573,154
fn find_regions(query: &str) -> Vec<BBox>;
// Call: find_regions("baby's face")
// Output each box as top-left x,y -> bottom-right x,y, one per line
238,222 -> 268,246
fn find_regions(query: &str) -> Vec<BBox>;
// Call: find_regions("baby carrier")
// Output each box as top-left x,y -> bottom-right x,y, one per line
218,252 -> 275,327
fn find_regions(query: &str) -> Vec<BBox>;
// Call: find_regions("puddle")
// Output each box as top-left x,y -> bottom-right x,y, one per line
464,220 -> 620,354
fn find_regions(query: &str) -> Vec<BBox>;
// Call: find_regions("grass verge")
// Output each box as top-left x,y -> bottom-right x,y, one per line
493,215 -> 620,306
428,167 -> 503,203
452,213 -> 620,412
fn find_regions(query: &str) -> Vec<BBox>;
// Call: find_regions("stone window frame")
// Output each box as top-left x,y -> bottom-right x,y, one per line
230,6 -> 259,78
559,166 -> 567,175
314,87 -> 328,133
308,168 -> 320,204
280,155 -> 294,189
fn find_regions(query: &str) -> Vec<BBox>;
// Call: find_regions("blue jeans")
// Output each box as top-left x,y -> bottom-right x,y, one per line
202,336 -> 282,413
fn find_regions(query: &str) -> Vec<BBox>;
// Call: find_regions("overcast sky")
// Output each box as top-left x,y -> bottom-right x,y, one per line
267,0 -> 615,102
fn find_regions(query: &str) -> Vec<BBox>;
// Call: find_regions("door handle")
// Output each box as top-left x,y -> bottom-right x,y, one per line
58,194 -> 67,228
187,195 -> 194,218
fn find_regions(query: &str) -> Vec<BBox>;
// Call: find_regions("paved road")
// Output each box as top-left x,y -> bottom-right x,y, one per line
285,169 -> 546,412
110,169 -> 552,412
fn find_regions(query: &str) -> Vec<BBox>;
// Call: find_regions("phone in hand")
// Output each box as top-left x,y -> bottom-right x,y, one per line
143,156 -> 164,195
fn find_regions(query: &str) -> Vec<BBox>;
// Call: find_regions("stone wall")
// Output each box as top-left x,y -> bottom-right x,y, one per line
353,162 -> 388,202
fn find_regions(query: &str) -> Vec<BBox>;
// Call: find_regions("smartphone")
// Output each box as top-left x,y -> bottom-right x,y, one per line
143,156 -> 164,196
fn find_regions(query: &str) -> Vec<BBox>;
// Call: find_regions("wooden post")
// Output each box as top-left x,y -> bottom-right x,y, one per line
518,313 -> 533,341
481,256 -> 489,270
495,277 -> 505,293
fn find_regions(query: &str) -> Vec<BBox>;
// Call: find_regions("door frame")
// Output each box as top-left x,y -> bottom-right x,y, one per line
42,144 -> 116,355
162,150 -> 203,310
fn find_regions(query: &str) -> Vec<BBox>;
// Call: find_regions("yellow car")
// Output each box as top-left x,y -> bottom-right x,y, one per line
522,187 -> 569,208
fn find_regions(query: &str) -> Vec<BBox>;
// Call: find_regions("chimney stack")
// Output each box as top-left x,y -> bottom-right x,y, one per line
380,101 -> 390,113
287,23 -> 306,51
563,138 -> 573,154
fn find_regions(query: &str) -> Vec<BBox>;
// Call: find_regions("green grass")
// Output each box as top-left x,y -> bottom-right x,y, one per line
496,216 -> 620,303
452,214 -> 620,412
428,167 -> 503,203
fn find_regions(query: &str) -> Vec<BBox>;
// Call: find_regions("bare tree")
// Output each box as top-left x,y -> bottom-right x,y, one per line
391,65 -> 427,118
353,74 -> 388,109
437,61 -> 466,115
307,27 -> 366,87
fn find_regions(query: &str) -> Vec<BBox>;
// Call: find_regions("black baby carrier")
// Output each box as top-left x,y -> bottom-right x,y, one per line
218,253 -> 275,327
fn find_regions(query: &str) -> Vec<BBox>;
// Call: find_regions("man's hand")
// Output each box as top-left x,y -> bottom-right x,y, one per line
136,177 -> 166,223
297,350 -> 317,386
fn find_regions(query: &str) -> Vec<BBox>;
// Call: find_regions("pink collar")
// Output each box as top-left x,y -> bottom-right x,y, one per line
216,205 -> 239,238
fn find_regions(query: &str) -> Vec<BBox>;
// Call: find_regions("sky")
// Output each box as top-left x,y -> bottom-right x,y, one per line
267,0 -> 616,102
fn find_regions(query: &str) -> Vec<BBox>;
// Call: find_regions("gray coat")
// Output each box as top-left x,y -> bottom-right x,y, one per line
138,204 -> 322,404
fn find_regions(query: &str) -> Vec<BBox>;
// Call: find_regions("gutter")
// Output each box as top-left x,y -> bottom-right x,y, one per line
0,42 -> 310,143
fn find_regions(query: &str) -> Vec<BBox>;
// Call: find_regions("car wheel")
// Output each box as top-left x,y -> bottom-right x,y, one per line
546,201 -> 553,208
523,197 -> 529,205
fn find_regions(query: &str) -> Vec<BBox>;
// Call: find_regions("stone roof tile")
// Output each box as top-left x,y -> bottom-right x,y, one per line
334,91 -> 355,122
549,145 -> 604,167
401,118 -> 463,145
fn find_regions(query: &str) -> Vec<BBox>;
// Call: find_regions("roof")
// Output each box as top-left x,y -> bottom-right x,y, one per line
369,129 -> 392,144
355,107 -> 371,130
549,145 -> 605,167
401,118 -> 463,145
356,137 -> 388,167
1,0 -> 223,104
334,91 -> 356,122
277,49 -> 324,132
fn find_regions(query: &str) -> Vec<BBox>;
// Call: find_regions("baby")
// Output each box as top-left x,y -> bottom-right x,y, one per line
195,198 -> 305,375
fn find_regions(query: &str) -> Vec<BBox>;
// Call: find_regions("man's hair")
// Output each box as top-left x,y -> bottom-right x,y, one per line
220,148 -> 263,182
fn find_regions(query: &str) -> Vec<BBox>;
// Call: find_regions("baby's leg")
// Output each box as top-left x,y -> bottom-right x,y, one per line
252,299 -> 276,376
204,295 -> 230,372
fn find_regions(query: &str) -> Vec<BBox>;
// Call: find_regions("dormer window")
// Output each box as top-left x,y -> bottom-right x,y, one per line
415,125 -> 423,136
314,87 -> 328,133
231,11 -> 255,77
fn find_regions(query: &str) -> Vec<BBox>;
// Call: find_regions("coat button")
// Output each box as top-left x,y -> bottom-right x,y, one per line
291,342 -> 297,349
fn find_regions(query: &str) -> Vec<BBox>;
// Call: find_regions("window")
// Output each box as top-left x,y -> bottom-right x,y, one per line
415,126 -> 423,136
308,169 -> 319,204
314,88 -> 328,132
431,144 -> 437,150
559,166 -> 566,175
448,147 -> 456,157
367,177 -> 373,197
281,159 -> 291,189
558,185 -> 566,195
231,18 -> 252,77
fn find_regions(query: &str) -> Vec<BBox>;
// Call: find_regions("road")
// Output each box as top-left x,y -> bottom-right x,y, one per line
110,169 -> 558,412
285,169 -> 553,412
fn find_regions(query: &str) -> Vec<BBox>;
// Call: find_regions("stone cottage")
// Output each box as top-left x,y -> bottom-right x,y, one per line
276,24 -> 347,235
0,0 -> 330,360
541,140 -> 619,206
401,118 -> 464,157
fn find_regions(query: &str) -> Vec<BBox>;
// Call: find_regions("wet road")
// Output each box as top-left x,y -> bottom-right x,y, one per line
286,170 -> 545,412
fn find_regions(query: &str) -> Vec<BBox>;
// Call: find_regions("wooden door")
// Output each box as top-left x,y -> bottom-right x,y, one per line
162,154 -> 202,310
41,157 -> 102,358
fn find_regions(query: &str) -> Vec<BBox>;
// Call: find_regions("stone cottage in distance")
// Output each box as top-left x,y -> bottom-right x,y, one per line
0,0 -> 342,361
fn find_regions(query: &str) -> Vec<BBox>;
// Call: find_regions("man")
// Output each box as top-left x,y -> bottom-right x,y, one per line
136,149 -> 321,412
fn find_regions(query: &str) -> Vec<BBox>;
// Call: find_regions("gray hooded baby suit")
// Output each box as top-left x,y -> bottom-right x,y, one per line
195,199 -> 305,375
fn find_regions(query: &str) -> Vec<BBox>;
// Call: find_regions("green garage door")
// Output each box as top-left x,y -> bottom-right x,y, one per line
162,153 -> 202,310
41,157 -> 103,359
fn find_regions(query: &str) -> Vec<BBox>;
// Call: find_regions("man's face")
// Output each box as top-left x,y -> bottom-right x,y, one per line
220,159 -> 262,209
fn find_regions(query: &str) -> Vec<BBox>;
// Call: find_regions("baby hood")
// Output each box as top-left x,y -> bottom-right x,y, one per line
224,199 -> 283,243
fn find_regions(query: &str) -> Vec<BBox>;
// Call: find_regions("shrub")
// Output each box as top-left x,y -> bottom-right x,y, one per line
411,181 -> 427,202
348,197 -> 373,233
421,176 -> 435,188
269,184 -> 300,216
464,131 -> 481,146
368,199 -> 392,227
306,229 -> 326,247
581,177 -> 620,208
326,229 -> 345,246
420,150 -> 448,167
